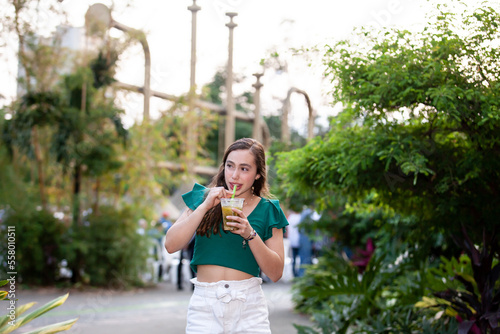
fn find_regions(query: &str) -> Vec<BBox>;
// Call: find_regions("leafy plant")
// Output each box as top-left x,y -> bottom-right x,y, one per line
0,280 -> 77,334
292,244 -> 460,333
0,210 -> 68,285
278,1 -> 500,245
416,229 -> 500,333
67,205 -> 150,287
277,3 -> 500,331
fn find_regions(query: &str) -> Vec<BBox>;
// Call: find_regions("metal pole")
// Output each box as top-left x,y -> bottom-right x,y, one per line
252,73 -> 263,142
188,0 -> 201,89
224,12 -> 237,149
143,39 -> 151,123
187,0 -> 201,166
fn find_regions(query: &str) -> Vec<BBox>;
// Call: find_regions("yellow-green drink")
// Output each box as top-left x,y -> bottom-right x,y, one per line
221,198 -> 244,231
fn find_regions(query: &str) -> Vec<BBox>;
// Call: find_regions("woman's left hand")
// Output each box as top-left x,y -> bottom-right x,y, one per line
227,208 -> 252,239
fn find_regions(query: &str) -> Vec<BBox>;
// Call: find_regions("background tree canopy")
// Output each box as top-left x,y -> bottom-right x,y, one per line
277,2 -> 500,332
277,2 -> 500,245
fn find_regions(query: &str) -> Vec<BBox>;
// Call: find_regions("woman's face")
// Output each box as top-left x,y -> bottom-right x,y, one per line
224,149 -> 260,197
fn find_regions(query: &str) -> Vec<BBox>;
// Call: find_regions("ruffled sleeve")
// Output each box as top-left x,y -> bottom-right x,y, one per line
181,183 -> 207,211
263,199 -> 289,240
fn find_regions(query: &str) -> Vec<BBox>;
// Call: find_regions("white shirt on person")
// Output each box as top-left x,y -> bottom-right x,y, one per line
287,212 -> 301,248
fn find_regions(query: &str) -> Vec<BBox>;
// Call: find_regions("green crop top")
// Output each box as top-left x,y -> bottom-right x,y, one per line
182,183 -> 289,277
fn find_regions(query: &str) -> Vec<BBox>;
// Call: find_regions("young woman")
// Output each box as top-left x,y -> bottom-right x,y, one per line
165,138 -> 288,334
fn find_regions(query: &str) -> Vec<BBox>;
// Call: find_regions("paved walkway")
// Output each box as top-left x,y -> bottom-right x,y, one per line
9,280 -> 313,333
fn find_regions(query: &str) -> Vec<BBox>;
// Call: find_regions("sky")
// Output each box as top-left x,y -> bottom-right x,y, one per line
1,0 -> 450,133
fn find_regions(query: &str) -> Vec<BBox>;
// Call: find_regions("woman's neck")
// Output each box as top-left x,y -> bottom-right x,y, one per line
239,188 -> 254,201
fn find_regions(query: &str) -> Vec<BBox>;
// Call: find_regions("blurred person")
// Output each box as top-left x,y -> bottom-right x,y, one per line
297,207 -> 320,277
286,208 -> 302,277
165,138 -> 288,334
136,218 -> 147,235
159,211 -> 173,232
148,221 -> 168,281
312,227 -> 330,259
177,236 -> 195,290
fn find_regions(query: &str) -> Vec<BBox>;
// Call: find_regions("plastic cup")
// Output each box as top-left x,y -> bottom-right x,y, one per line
221,198 -> 244,231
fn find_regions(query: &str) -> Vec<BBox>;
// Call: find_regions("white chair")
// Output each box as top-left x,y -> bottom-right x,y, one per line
282,238 -> 294,282
143,238 -> 162,283
159,235 -> 175,282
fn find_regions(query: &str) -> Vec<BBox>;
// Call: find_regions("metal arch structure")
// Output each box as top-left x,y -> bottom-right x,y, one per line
111,82 -> 271,150
85,3 -> 151,122
85,3 -> 271,177
281,87 -> 315,145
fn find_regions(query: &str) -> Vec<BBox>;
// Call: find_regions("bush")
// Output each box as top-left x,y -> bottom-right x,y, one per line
0,209 -> 67,285
0,206 -> 150,288
292,243 -> 459,333
417,250 -> 500,333
69,206 -> 149,287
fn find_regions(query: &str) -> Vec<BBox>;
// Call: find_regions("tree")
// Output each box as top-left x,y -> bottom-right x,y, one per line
0,1 -> 164,287
280,0 -> 500,253
277,2 -> 500,332
0,0 -> 68,210
53,59 -> 127,219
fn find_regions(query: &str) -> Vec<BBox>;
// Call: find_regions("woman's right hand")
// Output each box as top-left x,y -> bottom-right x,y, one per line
166,185 -> 231,254
201,186 -> 231,210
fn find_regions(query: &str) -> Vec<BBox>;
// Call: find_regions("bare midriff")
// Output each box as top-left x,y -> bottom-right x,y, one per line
196,265 -> 253,282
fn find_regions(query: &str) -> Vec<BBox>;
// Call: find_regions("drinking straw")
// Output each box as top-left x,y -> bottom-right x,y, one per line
231,185 -> 237,199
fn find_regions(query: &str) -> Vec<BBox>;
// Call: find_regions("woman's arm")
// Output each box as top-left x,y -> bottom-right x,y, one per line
164,186 -> 231,253
164,207 -> 203,253
247,228 -> 285,282
227,208 -> 285,282
227,208 -> 286,282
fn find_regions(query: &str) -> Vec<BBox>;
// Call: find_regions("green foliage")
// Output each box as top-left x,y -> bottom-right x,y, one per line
2,51 -> 128,215
263,115 -> 282,141
0,281 -> 8,301
275,2 -> 500,332
201,70 -> 225,105
90,50 -> 118,89
292,245 -> 458,333
266,128 -> 312,209
0,283 -> 77,334
0,206 -> 150,288
417,243 -> 500,333
0,144 -> 34,212
53,67 -> 127,173
425,255 -> 476,294
68,206 -> 149,287
201,69 -> 259,162
278,2 -> 500,243
2,91 -> 62,159
0,210 -> 67,285
0,1 -> 170,288
111,97 -> 219,219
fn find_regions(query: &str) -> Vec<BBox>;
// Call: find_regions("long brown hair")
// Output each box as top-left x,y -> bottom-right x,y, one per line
197,138 -> 271,237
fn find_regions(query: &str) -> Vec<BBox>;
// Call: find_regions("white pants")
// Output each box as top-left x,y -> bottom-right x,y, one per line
186,277 -> 271,334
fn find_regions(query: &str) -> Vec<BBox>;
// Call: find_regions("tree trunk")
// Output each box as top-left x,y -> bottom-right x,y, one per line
93,176 -> 100,215
70,64 -> 88,284
72,164 -> 82,225
32,126 -> 47,209
70,164 -> 82,284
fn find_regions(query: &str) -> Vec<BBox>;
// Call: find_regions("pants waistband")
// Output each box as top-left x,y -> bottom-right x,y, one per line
191,277 -> 262,290
190,277 -> 262,303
